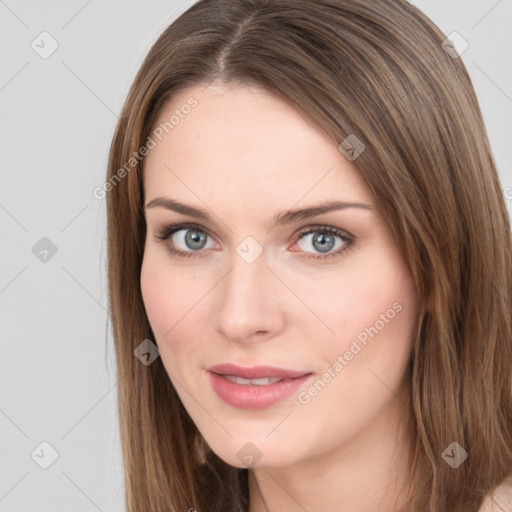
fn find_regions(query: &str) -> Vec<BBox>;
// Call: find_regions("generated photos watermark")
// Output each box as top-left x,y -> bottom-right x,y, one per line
93,96 -> 198,200
297,300 -> 403,405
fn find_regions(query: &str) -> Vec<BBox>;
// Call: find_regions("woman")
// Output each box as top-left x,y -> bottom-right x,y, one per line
105,0 -> 512,510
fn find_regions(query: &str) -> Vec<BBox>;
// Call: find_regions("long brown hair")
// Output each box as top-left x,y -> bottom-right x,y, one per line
105,1 -> 512,510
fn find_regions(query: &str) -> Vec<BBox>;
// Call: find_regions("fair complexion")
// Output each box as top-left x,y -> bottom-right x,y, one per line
140,80 -> 419,511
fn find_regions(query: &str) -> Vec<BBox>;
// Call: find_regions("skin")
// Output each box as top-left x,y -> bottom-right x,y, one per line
140,80 -> 420,511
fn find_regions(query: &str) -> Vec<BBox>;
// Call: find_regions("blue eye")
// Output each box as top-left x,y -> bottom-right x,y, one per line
293,226 -> 354,260
155,224 -> 216,258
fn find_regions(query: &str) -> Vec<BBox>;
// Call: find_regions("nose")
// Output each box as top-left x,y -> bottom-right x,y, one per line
212,248 -> 286,343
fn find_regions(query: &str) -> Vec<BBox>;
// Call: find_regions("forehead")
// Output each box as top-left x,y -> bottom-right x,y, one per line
143,82 -> 374,212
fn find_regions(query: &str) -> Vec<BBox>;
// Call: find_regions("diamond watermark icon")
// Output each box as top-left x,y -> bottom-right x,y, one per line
31,31 -> 59,59
32,237 -> 58,263
237,442 -> 263,467
134,338 -> 160,366
236,236 -> 263,264
442,32 -> 469,59
442,441 -> 468,468
338,134 -> 365,161
31,441 -> 59,469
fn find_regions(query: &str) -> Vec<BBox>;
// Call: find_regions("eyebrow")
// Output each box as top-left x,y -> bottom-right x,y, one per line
144,197 -> 373,226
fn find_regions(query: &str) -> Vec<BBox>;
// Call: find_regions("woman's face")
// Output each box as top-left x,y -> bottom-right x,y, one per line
140,80 -> 419,469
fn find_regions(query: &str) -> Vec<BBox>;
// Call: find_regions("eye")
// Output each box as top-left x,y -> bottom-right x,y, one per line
154,223 -> 218,259
291,225 -> 354,260
154,222 -> 355,261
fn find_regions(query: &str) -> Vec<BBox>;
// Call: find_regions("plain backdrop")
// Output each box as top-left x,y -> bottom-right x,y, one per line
1,1 -> 511,510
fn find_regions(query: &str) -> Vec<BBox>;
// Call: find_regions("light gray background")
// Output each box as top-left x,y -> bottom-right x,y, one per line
1,1 -> 511,510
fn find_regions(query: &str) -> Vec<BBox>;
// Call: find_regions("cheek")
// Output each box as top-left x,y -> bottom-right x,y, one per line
299,250 -> 418,406
140,250 -> 210,371
289,248 -> 416,348
140,255 -> 175,335
140,246 -> 202,333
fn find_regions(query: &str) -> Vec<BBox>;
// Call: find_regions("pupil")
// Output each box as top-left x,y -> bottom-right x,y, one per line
313,232 -> 334,253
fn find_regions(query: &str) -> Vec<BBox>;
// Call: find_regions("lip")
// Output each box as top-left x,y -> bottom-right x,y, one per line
206,364 -> 313,410
207,363 -> 310,380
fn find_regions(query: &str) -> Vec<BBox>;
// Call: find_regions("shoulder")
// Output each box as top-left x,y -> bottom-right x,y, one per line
478,474 -> 512,512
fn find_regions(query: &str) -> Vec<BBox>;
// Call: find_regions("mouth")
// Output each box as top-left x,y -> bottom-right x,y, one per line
206,363 -> 314,409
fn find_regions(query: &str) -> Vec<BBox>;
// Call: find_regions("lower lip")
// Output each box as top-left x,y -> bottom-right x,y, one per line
208,372 -> 313,410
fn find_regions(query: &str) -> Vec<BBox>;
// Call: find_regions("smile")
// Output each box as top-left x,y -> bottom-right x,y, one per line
207,370 -> 313,409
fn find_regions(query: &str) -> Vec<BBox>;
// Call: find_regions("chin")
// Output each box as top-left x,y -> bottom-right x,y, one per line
205,437 -> 298,470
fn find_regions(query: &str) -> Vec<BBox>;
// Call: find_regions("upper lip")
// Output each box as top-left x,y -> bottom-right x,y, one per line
207,363 -> 311,380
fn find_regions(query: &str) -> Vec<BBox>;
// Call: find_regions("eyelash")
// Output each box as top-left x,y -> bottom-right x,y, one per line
153,222 -> 355,261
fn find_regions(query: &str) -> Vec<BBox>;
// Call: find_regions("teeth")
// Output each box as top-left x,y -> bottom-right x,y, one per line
223,375 -> 284,386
